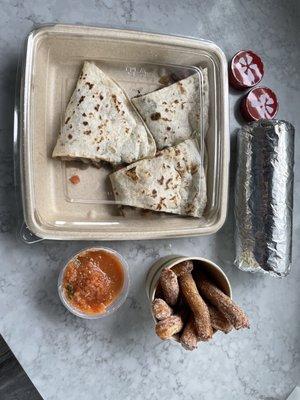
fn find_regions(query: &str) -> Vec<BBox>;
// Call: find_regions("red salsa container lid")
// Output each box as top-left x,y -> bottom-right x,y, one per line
241,86 -> 279,122
230,50 -> 264,90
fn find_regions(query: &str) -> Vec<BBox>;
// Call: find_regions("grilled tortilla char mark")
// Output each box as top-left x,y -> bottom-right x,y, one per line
150,112 -> 161,121
77,95 -> 85,106
125,167 -> 139,182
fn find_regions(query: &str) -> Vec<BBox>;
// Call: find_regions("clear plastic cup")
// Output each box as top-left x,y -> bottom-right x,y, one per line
58,247 -> 129,319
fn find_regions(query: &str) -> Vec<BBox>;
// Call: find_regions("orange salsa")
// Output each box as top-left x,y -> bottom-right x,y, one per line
63,249 -> 124,314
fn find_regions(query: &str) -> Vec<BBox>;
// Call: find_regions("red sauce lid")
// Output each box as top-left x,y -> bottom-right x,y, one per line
229,50 -> 264,89
241,86 -> 279,121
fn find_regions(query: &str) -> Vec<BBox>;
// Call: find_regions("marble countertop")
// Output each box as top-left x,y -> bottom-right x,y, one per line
0,1 -> 299,399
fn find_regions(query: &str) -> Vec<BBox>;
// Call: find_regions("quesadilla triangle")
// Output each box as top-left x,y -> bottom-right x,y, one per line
131,68 -> 209,150
110,139 -> 207,218
52,62 -> 156,165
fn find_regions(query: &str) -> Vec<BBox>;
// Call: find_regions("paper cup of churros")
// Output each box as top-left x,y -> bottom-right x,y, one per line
146,256 -> 250,351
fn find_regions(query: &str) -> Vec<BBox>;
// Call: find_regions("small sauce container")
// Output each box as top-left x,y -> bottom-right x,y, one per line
241,86 -> 279,121
58,247 -> 129,319
229,50 -> 264,90
146,255 -> 232,343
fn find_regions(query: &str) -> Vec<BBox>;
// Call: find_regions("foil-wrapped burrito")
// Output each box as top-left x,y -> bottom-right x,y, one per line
234,120 -> 294,277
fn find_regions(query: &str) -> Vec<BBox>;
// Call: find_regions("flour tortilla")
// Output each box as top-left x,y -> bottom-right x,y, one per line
52,62 -> 156,165
110,139 -> 206,218
131,69 -> 209,150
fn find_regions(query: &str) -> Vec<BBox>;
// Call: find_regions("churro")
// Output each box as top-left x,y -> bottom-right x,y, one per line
158,268 -> 179,306
172,260 -> 194,277
152,298 -> 173,320
207,304 -> 233,333
180,316 -> 198,351
155,315 -> 184,340
197,274 -> 250,330
179,273 -> 213,341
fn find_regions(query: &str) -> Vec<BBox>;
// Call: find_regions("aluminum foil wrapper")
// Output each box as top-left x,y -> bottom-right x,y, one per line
234,120 -> 294,277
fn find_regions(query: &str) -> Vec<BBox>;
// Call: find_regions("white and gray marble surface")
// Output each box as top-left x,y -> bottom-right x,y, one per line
0,1 -> 299,399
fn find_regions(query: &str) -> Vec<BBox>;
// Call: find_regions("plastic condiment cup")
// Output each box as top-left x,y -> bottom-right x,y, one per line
240,86 -> 279,121
145,255 -> 232,343
229,50 -> 264,90
58,247 -> 130,319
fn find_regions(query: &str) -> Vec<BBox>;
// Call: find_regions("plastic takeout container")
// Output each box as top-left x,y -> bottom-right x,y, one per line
145,255 -> 232,343
58,247 -> 130,319
15,24 -> 229,241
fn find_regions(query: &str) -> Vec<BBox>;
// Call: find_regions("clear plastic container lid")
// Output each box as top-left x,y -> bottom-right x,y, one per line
16,25 -> 229,241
